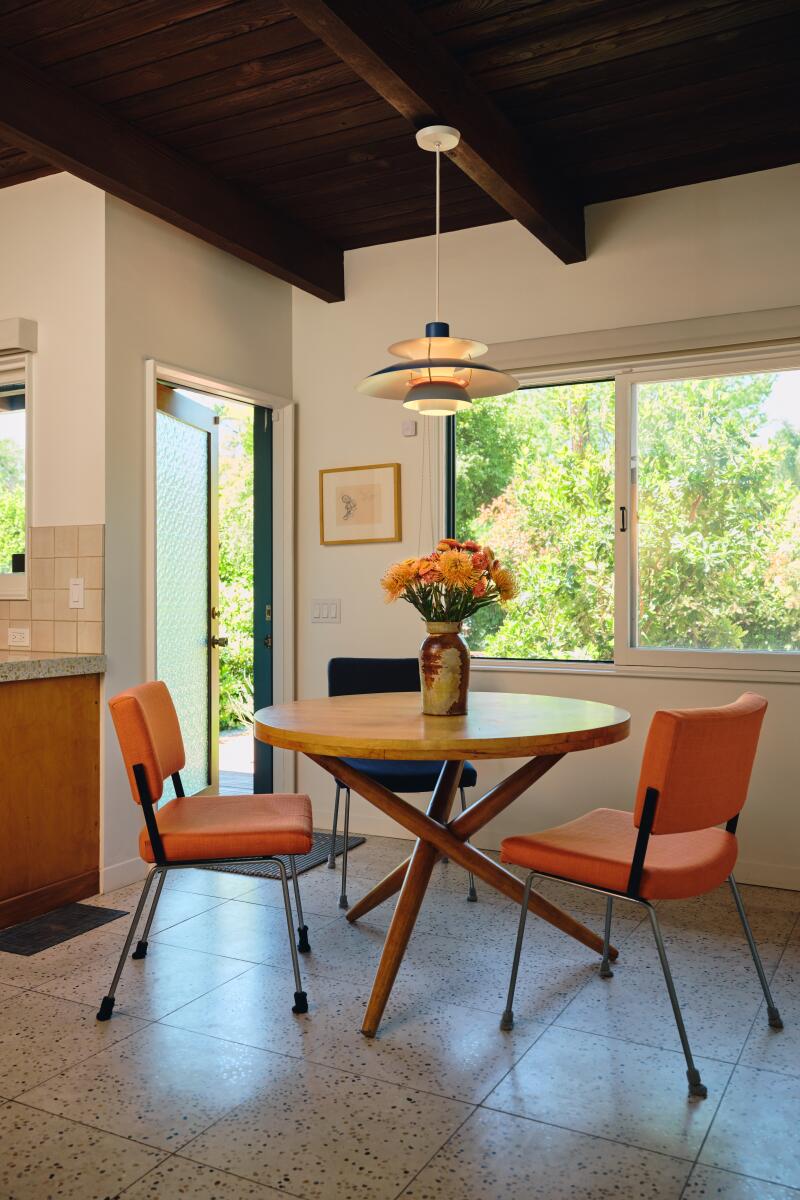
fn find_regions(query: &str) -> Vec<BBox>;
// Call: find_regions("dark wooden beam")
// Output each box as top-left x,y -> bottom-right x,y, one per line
0,45 -> 344,302
284,0 -> 585,263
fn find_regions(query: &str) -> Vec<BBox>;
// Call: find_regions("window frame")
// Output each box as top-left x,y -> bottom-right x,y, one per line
445,343 -> 800,680
0,352 -> 31,602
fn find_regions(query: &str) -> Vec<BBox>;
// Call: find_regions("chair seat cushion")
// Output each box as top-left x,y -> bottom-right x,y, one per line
139,793 -> 313,864
500,807 -> 738,900
340,758 -> 477,793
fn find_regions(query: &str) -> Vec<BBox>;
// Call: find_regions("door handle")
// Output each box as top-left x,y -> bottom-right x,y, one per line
210,635 -> 228,648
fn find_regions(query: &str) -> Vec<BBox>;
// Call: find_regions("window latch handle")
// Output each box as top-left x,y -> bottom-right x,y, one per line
619,506 -> 627,533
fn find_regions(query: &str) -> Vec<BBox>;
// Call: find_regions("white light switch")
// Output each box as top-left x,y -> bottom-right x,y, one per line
401,417 -> 417,437
8,627 -> 30,648
311,599 -> 341,624
69,577 -> 85,609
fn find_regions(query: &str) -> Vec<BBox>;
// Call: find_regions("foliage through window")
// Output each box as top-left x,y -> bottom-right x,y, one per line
451,363 -> 800,663
0,371 -> 26,579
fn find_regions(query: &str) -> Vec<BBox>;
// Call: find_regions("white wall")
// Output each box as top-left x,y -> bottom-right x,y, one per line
103,197 -> 292,888
292,164 -> 800,889
0,174 -> 105,525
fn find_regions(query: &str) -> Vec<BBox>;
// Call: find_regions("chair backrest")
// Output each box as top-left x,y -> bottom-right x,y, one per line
108,680 -> 186,805
633,692 -> 767,835
328,657 -> 420,697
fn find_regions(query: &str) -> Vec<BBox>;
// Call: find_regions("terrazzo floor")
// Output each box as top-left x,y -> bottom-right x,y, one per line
0,834 -> 798,1199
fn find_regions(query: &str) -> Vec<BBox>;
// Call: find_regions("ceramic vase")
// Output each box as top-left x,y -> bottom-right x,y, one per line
418,621 -> 469,715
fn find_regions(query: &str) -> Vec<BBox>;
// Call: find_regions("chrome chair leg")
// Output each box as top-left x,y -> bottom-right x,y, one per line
131,867 -> 167,960
289,854 -> 310,953
500,872 -> 534,1031
276,858 -> 308,1014
600,895 -> 614,978
338,786 -> 351,909
728,875 -> 783,1029
461,786 -> 478,903
645,902 -> 707,1098
329,783 -> 341,869
96,867 -> 158,1021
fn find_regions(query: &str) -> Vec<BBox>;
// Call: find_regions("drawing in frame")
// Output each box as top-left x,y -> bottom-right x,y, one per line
319,463 -> 402,546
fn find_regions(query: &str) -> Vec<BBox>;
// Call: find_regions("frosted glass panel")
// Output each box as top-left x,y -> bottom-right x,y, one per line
156,409 -> 210,797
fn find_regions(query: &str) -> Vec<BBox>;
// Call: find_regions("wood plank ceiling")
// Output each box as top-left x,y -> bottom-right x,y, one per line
0,0 -> 798,299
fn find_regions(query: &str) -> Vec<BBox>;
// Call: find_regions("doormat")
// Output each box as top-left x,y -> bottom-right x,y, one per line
0,903 -> 129,956
206,831 -> 365,880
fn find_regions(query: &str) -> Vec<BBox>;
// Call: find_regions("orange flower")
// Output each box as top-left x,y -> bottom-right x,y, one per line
492,566 -> 517,602
380,558 -> 419,601
472,551 -> 489,571
438,548 -> 479,589
436,538 -> 460,551
472,576 -> 488,598
462,539 -> 480,552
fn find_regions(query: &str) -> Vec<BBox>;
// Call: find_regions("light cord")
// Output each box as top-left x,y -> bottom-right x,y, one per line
434,144 -> 441,322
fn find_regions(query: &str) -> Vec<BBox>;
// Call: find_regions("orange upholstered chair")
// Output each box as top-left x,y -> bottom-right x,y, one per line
499,693 -> 782,1099
98,681 -> 314,1022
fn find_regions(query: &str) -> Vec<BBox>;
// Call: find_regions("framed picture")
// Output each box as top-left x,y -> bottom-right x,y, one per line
319,463 -> 402,546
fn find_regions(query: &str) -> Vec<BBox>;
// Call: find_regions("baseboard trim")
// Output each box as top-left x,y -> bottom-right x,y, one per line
101,857 -> 147,893
0,870 -> 99,930
734,859 -> 800,892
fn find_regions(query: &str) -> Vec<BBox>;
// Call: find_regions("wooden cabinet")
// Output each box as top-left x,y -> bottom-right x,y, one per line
0,672 -> 100,929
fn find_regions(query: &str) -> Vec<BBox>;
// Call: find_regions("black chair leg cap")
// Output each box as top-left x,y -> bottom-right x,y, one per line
96,996 -> 115,1021
292,990 -> 309,1015
768,1006 -> 784,1030
599,961 -> 614,979
499,1011 -> 514,1032
687,1069 -> 707,1099
297,925 -> 311,954
131,940 -> 148,960
467,888 -> 478,903
338,895 -> 349,910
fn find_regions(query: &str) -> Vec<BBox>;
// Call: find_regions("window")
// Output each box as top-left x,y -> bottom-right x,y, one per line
0,356 -> 27,599
447,353 -> 800,671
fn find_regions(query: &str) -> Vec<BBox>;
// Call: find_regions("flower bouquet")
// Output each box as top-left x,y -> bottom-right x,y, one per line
381,539 -> 517,715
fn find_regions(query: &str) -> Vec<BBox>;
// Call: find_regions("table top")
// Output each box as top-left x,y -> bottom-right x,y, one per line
255,692 -> 630,761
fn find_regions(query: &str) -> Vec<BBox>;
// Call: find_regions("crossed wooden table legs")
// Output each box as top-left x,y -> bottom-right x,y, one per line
309,753 -> 618,1037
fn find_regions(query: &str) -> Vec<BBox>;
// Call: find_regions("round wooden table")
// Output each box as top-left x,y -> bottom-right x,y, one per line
255,691 -> 630,1036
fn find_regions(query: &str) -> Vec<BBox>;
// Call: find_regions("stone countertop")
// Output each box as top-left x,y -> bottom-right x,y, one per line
0,652 -> 106,683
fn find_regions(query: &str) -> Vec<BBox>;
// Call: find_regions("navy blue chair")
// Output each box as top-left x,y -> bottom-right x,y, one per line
327,657 -> 478,908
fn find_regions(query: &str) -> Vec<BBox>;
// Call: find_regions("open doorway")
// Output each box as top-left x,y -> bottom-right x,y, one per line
154,382 -> 273,799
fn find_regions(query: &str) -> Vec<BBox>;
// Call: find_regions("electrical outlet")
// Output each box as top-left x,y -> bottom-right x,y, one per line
8,627 -> 30,648
311,599 -> 341,624
69,577 -> 85,609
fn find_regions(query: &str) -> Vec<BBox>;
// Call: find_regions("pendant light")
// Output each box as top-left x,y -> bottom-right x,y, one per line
357,125 -> 518,416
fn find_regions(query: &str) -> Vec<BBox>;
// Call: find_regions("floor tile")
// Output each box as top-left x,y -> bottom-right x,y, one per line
152,899 -> 337,966
243,862 -> 392,921
683,1163 -> 800,1198
164,963 -> 544,1103
699,1065 -> 800,1189
0,1101 -> 164,1199
182,1057 -> 471,1200
121,1156 -> 285,1198
739,951 -> 800,1078
0,923 -> 128,988
19,1022 -> 288,1151
0,989 -> 145,1097
163,869 -> 263,899
485,1025 -> 731,1160
38,940 -> 252,1021
87,880 -> 225,935
399,1106 -> 691,1199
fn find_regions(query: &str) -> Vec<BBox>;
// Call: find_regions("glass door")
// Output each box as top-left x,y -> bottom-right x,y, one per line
155,384 -> 220,796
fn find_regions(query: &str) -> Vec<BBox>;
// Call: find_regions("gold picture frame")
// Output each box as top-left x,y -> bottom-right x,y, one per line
319,463 -> 402,546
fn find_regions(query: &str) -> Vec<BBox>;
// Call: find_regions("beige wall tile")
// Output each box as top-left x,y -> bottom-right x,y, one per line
77,556 -> 103,589
77,622 -> 102,653
31,558 -> 55,589
31,621 -> 54,652
9,600 -> 31,619
0,601 -> 9,619
54,621 -> 78,653
78,589 -> 103,622
53,557 -> 77,589
54,525 -> 79,557
53,590 -> 77,622
0,620 -> 8,648
31,589 -> 55,620
78,525 -> 104,557
30,526 -> 54,558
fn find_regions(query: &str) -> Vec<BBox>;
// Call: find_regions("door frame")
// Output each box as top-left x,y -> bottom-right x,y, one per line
144,359 -> 296,792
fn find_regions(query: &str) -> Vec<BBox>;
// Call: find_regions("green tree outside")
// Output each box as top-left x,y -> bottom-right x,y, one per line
455,374 -> 800,660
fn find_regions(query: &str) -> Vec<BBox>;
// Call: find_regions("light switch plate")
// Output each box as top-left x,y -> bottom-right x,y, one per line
401,417 -> 418,437
8,627 -> 30,648
311,599 -> 341,623
69,577 -> 85,609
